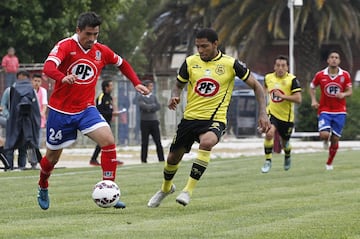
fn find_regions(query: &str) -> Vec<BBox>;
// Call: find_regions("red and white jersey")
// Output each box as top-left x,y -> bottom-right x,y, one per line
310,67 -> 352,114
45,34 -> 123,114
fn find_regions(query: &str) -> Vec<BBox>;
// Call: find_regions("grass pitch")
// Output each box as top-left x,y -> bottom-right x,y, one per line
0,149 -> 359,239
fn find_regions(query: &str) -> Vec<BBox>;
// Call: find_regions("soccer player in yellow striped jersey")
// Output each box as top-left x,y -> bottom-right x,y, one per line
148,28 -> 271,207
261,55 -> 302,173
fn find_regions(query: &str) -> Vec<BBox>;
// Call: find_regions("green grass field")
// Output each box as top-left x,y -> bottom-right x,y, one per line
0,150 -> 359,239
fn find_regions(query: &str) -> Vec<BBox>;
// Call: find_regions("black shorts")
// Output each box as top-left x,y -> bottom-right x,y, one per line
170,119 -> 226,153
269,115 -> 294,141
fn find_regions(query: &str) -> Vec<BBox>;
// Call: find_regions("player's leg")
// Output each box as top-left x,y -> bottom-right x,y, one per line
278,121 -> 294,171
176,122 -> 225,206
147,149 -> 184,208
262,123 -> 276,173
38,108 -> 73,210
151,121 -> 165,162
140,120 -> 150,163
89,145 -> 101,165
83,107 -> 125,208
326,114 -> 346,169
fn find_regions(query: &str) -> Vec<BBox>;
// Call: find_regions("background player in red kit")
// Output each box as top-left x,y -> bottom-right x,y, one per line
37,12 -> 149,210
310,50 -> 352,170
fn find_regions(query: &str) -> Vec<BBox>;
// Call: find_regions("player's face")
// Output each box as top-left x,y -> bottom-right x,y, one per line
32,77 -> 42,89
327,53 -> 340,68
76,26 -> 100,50
274,59 -> 288,78
195,38 -> 218,61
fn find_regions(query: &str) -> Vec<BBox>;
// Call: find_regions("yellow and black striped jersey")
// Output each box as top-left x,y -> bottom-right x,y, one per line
265,72 -> 301,122
177,51 -> 250,124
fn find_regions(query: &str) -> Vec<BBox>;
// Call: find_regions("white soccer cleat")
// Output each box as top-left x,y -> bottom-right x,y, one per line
176,191 -> 191,206
261,160 -> 272,173
147,184 -> 176,208
326,164 -> 333,170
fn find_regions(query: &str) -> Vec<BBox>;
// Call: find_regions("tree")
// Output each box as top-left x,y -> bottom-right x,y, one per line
0,0 -> 128,63
143,0 -> 360,87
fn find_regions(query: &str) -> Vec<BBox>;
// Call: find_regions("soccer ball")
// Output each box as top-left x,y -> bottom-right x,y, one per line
92,180 -> 121,208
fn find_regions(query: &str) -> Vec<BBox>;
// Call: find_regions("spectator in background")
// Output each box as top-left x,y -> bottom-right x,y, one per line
138,80 -> 164,163
3,70 -> 40,170
1,47 -> 19,88
310,50 -> 352,170
32,73 -> 48,148
90,79 -> 123,166
118,88 -> 130,146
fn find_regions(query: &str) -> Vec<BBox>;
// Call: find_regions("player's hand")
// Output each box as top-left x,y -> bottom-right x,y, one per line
135,84 -> 150,95
168,97 -> 180,110
62,74 -> 77,84
311,101 -> 319,109
257,113 -> 271,134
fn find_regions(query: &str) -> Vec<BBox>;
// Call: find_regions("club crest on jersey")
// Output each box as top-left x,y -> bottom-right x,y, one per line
195,78 -> 220,97
68,59 -> 97,84
325,82 -> 341,97
95,50 -> 101,61
215,65 -> 225,75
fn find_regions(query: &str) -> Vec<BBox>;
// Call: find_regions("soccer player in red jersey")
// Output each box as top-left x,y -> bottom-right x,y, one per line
310,51 -> 352,170
37,12 -> 149,210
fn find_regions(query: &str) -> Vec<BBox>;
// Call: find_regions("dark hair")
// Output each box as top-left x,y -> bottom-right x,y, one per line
16,70 -> 30,78
32,73 -> 42,79
327,50 -> 341,59
274,55 -> 289,65
196,28 -> 218,43
77,12 -> 102,30
101,79 -> 112,92
143,80 -> 153,87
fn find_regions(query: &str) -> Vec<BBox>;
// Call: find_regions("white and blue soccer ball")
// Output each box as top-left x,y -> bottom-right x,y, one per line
92,180 -> 121,208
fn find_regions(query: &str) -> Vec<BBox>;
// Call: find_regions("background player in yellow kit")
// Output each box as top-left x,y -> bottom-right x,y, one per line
261,55 -> 302,173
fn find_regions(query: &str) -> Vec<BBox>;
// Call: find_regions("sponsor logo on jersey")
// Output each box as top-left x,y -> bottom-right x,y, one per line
270,89 -> 285,102
325,82 -> 342,97
195,78 -> 220,97
68,59 -> 98,84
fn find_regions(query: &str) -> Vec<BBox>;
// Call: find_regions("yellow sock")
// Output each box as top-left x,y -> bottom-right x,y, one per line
264,138 -> 274,160
161,161 -> 179,192
183,149 -> 210,195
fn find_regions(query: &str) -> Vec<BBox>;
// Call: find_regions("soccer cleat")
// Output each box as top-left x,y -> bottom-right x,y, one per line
176,191 -> 191,206
284,157 -> 291,171
116,160 -> 124,166
261,160 -> 272,173
326,164 -> 334,170
37,187 -> 50,210
89,160 -> 101,166
113,200 -> 126,209
147,184 -> 176,208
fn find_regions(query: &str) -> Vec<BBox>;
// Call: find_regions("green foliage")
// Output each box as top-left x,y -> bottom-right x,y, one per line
295,88 -> 318,132
0,0 -> 130,63
342,86 -> 360,139
1,151 -> 360,238
296,87 -> 360,140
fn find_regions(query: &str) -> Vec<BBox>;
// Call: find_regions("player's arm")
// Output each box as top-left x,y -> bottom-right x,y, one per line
118,59 -> 149,95
245,74 -> 271,133
274,78 -> 302,104
168,61 -> 187,110
336,86 -> 352,99
309,82 -> 319,109
43,61 -> 77,84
